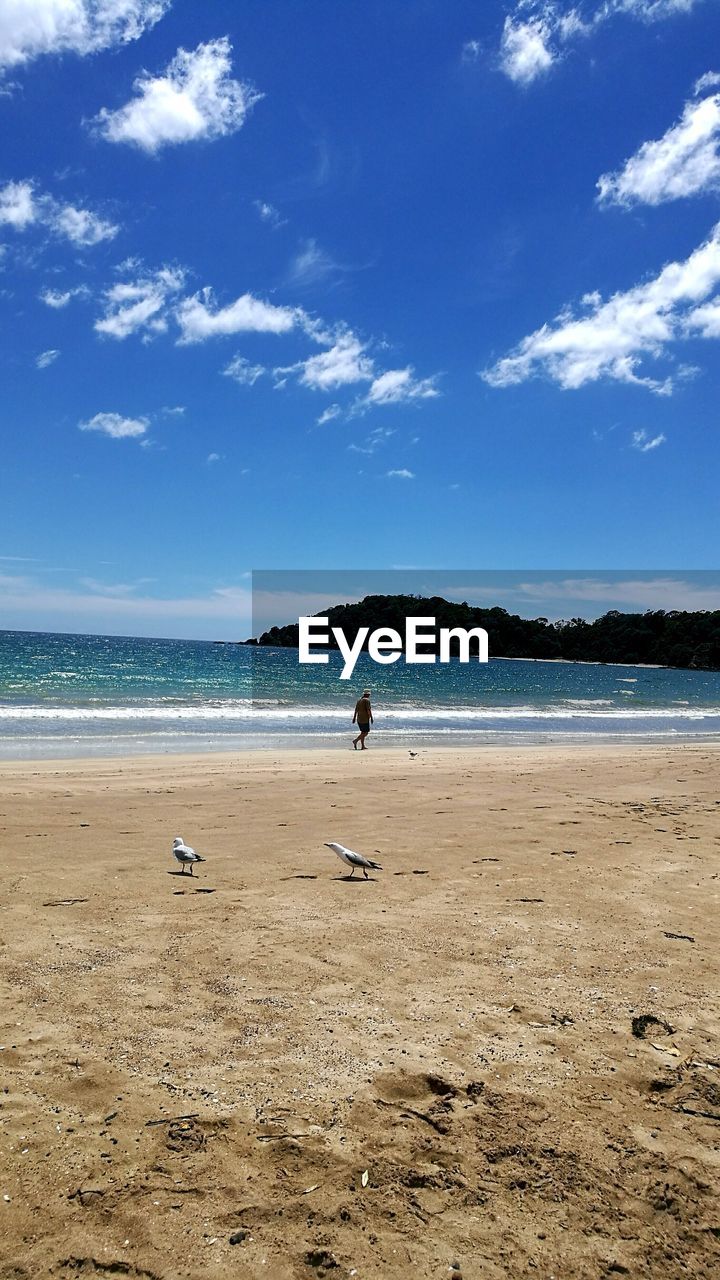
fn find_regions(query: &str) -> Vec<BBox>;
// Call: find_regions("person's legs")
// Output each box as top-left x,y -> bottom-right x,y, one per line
359,728 -> 369,750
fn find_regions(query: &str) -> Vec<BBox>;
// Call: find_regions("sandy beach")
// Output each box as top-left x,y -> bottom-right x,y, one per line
1,743 -> 719,1280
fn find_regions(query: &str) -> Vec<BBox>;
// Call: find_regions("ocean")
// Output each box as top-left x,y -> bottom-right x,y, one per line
2,629 -> 720,759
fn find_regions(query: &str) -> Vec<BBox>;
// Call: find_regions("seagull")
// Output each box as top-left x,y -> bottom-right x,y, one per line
324,841 -> 383,879
409,751 -> 419,758
172,836 -> 206,875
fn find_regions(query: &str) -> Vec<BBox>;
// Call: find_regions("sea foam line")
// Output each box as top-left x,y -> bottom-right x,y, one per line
1,702 -> 720,722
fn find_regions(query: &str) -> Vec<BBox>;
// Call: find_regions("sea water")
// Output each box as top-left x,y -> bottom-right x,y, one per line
1,629 -> 720,759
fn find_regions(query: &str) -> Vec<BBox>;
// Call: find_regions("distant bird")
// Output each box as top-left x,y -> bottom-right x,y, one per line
409,751 -> 419,758
324,841 -> 383,879
172,836 -> 206,875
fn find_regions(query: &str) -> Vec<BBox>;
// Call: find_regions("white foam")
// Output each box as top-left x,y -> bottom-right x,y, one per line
1,701 -> 720,723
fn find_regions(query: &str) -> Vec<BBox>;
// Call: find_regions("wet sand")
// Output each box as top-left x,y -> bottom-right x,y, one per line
0,744 -> 719,1279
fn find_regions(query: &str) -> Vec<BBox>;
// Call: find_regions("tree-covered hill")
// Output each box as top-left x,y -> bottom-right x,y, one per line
250,593 -> 720,670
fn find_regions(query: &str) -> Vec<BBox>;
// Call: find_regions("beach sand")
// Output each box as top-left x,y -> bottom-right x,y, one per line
0,744 -> 719,1279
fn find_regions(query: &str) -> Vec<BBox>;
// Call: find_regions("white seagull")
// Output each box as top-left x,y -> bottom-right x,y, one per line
172,836 -> 206,875
324,841 -> 383,879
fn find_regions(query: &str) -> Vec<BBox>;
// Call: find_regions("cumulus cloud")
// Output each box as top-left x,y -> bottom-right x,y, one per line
273,331 -> 439,413
386,468 -> 415,479
222,354 -> 265,385
50,201 -> 118,245
176,288 -> 300,343
36,348 -> 59,368
364,367 -> 439,406
0,179 -> 35,227
497,1 -> 702,87
685,295 -> 720,336
39,284 -> 89,307
87,261 -> 439,421
95,265 -> 185,339
482,222 -> 720,393
500,14 -> 555,86
78,411 -> 149,439
598,90 -> 720,206
285,332 -> 374,391
694,70 -> 720,95
0,0 -> 171,71
93,36 -> 261,153
0,178 -> 118,245
632,428 -> 666,450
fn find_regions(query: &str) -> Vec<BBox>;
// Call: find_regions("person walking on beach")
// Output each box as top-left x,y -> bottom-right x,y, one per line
352,688 -> 373,750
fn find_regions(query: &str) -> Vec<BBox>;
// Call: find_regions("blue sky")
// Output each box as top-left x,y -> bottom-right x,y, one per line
1,0 -> 720,638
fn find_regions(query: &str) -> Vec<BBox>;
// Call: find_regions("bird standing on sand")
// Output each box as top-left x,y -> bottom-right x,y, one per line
172,836 -> 206,875
324,841 -> 383,879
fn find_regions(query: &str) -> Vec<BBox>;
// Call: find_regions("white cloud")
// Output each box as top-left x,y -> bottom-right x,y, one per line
500,14 -> 555,86
288,237 -> 343,287
95,265 -> 185,339
176,288 -> 300,343
598,91 -> 720,206
0,179 -> 35,227
482,222 -> 720,393
317,404 -> 342,425
695,70 -> 720,95
39,284 -> 88,307
0,178 -> 118,245
254,199 -> 285,228
0,0 -> 171,71
386,468 -> 415,479
36,348 -> 59,368
364,367 -> 439,405
462,39 -> 481,62
685,295 -> 720,336
80,576 -> 151,596
612,0 -> 698,17
222,354 -> 265,385
632,428 -> 666,450
206,451 -> 221,464
348,426 -> 394,454
78,411 -> 149,438
498,2 -> 702,87
292,332 -> 374,391
0,570 -> 253,636
93,36 -> 261,153
49,201 -> 117,245
89,264 -> 439,422
274,334 -> 439,411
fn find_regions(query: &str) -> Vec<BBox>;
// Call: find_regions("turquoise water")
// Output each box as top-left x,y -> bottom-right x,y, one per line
2,629 -> 720,758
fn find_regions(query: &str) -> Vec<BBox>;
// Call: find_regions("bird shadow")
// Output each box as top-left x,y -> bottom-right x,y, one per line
332,875 -> 379,883
173,887 -> 217,895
